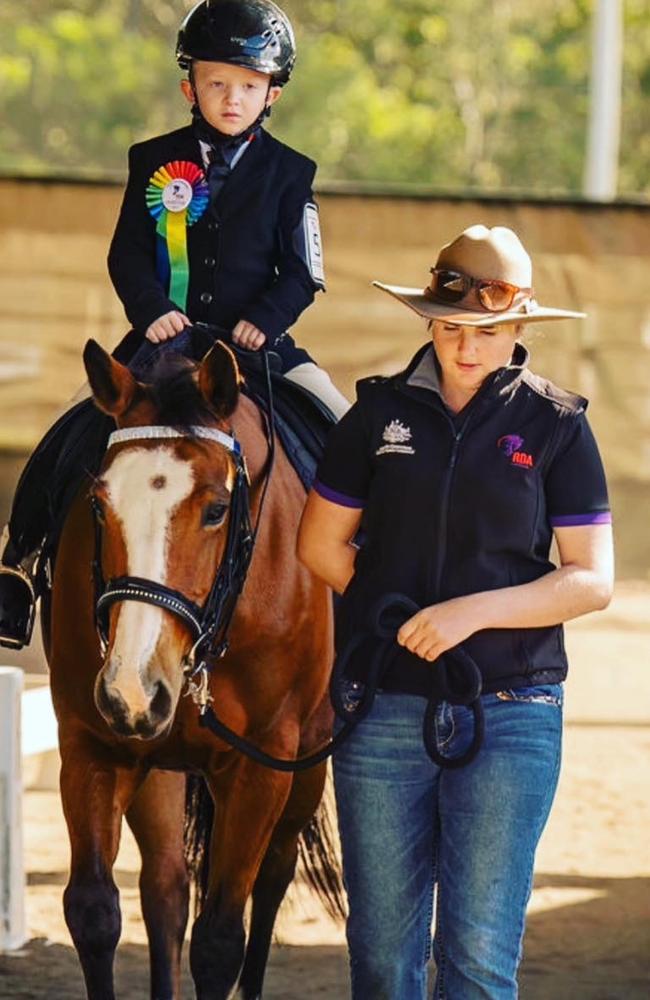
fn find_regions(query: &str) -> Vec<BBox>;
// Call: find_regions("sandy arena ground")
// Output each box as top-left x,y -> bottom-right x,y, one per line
0,583 -> 649,999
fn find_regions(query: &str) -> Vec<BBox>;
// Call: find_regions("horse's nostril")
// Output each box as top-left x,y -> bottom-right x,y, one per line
96,676 -> 112,714
149,680 -> 172,723
95,676 -> 131,732
95,675 -> 111,716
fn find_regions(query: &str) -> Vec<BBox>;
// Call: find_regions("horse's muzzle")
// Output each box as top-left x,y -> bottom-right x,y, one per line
95,674 -> 174,741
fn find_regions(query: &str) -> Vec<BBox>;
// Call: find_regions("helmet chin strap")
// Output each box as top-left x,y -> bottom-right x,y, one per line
190,80 -> 273,150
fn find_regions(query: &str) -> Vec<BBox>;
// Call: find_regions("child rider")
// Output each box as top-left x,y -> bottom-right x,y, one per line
109,0 -> 349,415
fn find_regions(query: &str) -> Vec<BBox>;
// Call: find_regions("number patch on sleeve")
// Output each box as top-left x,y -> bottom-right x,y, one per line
303,202 -> 325,285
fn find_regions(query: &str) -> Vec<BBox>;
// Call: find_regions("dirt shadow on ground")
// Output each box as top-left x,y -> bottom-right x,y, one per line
1,874 -> 648,999
521,872 -> 650,999
0,939 -> 348,999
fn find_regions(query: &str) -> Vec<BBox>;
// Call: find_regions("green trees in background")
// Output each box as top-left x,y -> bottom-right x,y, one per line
0,0 -> 648,197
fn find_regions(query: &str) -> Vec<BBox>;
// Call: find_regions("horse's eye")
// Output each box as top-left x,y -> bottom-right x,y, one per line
202,502 -> 228,527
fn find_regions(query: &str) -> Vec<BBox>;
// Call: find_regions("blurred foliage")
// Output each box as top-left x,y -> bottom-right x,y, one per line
0,0 -> 648,197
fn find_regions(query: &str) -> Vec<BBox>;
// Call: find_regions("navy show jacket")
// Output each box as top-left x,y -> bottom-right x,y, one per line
108,124 -> 322,363
315,343 -> 611,696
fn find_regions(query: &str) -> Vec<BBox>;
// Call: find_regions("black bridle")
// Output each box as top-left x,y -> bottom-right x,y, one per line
93,423 -> 258,675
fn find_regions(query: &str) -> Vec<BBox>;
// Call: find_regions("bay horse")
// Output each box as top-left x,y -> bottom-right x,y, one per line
45,338 -> 338,1000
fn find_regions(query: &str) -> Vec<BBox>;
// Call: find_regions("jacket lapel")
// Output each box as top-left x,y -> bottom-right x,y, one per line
165,126 -> 205,169
210,130 -> 270,220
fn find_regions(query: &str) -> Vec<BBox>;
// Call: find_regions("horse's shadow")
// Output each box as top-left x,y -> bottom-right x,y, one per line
0,873 -> 647,999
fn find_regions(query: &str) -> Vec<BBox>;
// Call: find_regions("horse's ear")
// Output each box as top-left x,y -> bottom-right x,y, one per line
83,339 -> 139,417
197,342 -> 243,419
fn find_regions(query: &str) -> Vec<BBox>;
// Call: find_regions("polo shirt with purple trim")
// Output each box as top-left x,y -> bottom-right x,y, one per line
312,342 -> 611,694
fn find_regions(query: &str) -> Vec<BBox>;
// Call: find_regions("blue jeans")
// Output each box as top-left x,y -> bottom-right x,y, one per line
333,685 -> 563,1000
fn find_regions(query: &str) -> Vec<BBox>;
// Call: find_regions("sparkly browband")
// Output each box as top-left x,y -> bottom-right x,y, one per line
107,426 -> 240,454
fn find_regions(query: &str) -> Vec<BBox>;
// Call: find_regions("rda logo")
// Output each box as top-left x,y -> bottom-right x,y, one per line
497,434 -> 535,468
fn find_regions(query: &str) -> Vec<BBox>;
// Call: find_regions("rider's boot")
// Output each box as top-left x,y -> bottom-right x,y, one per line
0,526 -> 37,650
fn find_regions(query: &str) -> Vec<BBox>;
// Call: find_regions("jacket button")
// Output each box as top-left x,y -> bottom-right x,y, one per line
200,292 -> 213,304
208,221 -> 220,231
204,257 -> 216,267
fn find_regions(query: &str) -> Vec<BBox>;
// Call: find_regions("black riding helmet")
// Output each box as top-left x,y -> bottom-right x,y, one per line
176,0 -> 296,85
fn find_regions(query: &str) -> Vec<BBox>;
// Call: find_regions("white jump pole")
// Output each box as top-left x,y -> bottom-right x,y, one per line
583,0 -> 623,201
0,667 -> 27,951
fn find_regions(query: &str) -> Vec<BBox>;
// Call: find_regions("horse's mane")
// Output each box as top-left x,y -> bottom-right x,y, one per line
146,354 -> 217,429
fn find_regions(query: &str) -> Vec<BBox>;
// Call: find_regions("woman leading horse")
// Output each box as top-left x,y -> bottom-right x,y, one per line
47,338 -> 337,1000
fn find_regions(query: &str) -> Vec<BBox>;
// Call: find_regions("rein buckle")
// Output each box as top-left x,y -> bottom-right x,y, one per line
184,665 -> 213,714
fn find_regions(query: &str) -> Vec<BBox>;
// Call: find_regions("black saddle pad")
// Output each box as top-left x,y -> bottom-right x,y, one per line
240,362 -> 336,493
10,397 -> 114,564
127,324 -> 337,491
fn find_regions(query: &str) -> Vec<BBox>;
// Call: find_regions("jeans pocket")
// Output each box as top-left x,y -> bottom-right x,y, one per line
496,684 -> 563,707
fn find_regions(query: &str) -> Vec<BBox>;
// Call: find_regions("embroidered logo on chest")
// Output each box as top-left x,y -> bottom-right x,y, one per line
497,434 -> 535,468
376,420 -> 415,456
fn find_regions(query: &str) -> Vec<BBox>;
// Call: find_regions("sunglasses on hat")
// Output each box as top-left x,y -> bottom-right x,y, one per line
427,268 -> 533,312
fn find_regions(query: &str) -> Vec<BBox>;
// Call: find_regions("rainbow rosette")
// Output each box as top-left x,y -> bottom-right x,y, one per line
146,160 -> 209,311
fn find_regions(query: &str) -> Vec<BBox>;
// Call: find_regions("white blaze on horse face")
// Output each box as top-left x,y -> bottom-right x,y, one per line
103,447 -> 194,703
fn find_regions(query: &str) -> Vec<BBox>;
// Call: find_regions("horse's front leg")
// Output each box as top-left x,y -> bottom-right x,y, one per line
125,769 -> 190,1000
189,756 -> 294,1000
60,729 -> 144,1000
238,761 -> 328,1000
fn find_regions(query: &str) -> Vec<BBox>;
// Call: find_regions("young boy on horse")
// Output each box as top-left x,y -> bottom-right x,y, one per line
0,0 -> 347,650
111,0 -> 348,412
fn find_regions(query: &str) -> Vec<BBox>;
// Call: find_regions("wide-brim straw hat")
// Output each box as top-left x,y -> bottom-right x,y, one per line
373,224 -> 585,327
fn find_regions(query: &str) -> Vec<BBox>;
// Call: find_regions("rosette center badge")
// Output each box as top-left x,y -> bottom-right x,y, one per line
162,178 -> 194,213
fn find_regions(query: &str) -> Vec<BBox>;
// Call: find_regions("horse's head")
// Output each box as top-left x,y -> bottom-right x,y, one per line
83,339 -> 245,740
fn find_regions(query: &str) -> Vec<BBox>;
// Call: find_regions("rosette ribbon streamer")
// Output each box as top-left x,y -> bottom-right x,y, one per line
146,161 -> 209,311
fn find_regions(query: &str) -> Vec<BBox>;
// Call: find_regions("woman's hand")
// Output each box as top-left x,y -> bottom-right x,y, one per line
398,523 -> 614,663
232,320 -> 267,351
397,598 -> 478,662
145,310 -> 190,343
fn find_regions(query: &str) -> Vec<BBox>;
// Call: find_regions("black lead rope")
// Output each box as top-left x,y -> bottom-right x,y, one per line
198,703 -> 360,773
199,593 -> 485,771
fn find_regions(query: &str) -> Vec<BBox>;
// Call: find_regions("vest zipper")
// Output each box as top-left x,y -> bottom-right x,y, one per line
431,421 -> 465,600
394,375 -> 490,602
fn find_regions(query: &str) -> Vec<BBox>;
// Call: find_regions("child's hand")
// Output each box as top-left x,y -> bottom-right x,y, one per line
232,320 -> 267,351
145,310 -> 190,343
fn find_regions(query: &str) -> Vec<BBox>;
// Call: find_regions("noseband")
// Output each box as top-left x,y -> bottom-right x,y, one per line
93,424 -> 254,672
